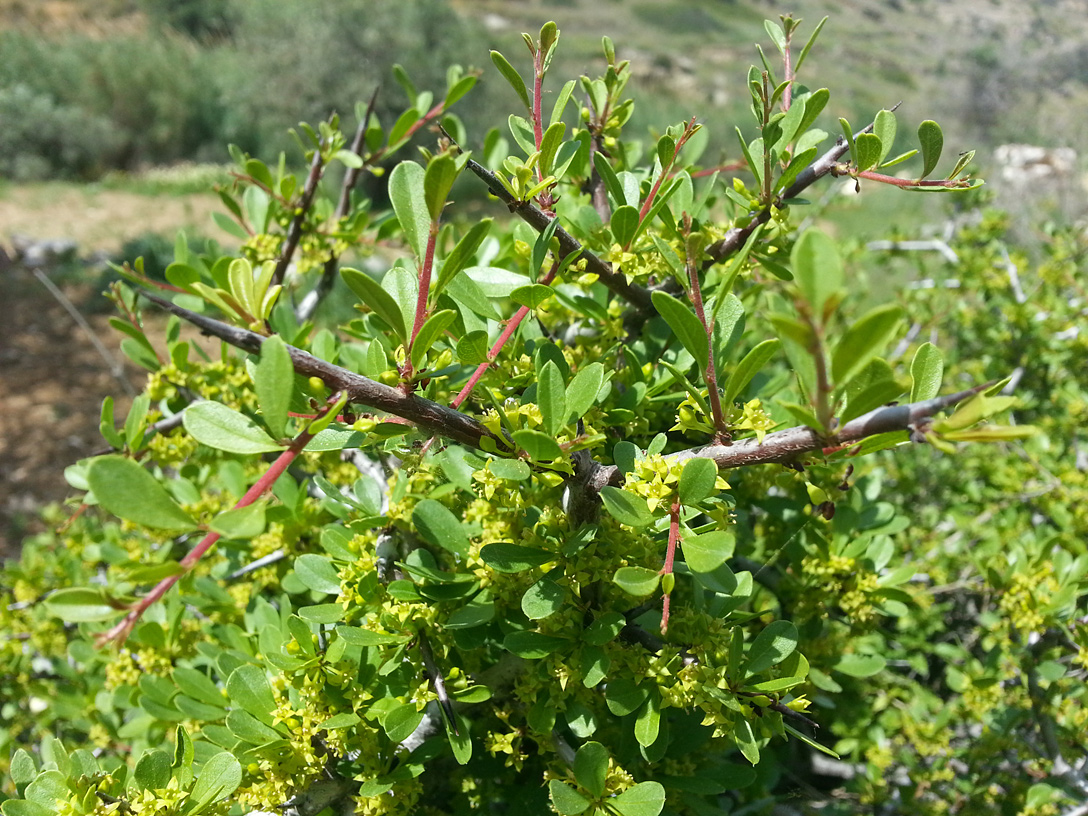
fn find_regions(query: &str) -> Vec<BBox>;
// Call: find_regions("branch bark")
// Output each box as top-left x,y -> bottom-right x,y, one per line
139,291 -> 505,452
140,290 -> 989,503
463,158 -> 655,312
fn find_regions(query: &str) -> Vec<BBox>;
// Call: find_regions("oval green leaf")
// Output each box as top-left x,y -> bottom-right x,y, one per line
413,498 -> 470,556
183,401 -> 283,454
87,455 -> 197,533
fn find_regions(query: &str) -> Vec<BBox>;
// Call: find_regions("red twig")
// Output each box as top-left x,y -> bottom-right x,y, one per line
94,397 -> 340,648
450,259 -> 559,410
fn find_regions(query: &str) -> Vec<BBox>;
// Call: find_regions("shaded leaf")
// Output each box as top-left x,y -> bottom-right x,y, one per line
744,620 -> 799,677
413,499 -> 470,556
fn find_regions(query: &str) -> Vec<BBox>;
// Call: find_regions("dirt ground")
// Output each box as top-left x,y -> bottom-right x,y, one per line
0,186 -> 227,557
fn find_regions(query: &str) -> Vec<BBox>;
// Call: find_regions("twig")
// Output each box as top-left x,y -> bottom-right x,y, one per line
273,141 -> 327,287
297,87 -> 381,323
138,290 -> 506,452
462,157 -> 655,312
703,115 -> 888,268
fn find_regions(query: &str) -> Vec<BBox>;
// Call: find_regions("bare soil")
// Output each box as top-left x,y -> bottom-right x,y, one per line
0,186 -> 228,557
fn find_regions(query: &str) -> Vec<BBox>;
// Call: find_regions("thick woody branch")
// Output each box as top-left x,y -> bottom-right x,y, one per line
586,382 -> 993,491
463,158 -> 655,312
139,291 -> 504,451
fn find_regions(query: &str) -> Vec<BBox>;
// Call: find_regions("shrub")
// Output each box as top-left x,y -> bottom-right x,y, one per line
3,15 -> 1076,816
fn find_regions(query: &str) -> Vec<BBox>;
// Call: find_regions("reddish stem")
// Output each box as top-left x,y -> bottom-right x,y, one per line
782,32 -> 793,111
450,259 -> 559,410
852,168 -> 972,188
661,501 -> 681,633
95,399 -> 336,647
410,221 -> 440,352
532,51 -> 545,176
684,217 -> 727,438
633,117 -> 698,242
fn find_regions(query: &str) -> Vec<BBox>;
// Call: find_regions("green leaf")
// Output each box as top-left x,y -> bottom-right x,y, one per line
445,593 -> 495,629
226,665 -> 275,723
611,781 -> 666,816
424,153 -> 460,221
480,542 -> 555,573
512,429 -> 563,461
791,228 -> 843,318
853,132 -> 882,173
410,309 -> 456,371
504,631 -> 567,659
651,291 -> 709,372
538,360 -> 567,436
183,401 -> 283,454
44,587 -> 123,623
389,160 -> 429,260
548,780 -> 591,816
522,577 -> 566,620
294,554 -> 342,595
835,653 -> 887,678
489,458 -> 531,481
634,693 -> 660,747
873,109 -> 897,165
99,396 -> 124,449
342,267 -> 408,343
254,335 -> 293,440
566,362 -> 605,419
23,771 -> 67,810
337,627 -> 410,646
593,152 -> 626,210
87,456 -> 197,532
413,499 -> 470,556
613,566 -> 661,597
510,284 -> 555,309
435,219 -> 492,297
538,121 -> 566,177
490,50 -> 531,111
456,330 -> 490,366
682,530 -> 735,573
910,342 -> 943,402
611,205 -> 640,247
783,722 -> 840,758
917,120 -> 943,179
839,363 -> 903,425
733,719 -> 760,765
723,339 -> 780,406
135,751 -> 172,791
831,304 -> 904,387
208,502 -> 267,540
678,457 -> 718,505
188,752 -> 242,812
573,741 -> 609,799
384,704 -> 425,743
599,487 -> 655,527
605,678 -> 650,716
10,749 -> 37,786
744,620 -> 799,677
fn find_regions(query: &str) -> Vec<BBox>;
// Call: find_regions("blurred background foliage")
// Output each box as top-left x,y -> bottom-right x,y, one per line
0,0 -> 1085,186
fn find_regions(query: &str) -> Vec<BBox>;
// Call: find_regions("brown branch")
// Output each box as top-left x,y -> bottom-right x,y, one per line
703,114 -> 891,268
463,157 -> 655,313
138,291 -> 506,452
296,88 -> 382,324
273,142 -> 327,287
586,382 -> 994,491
